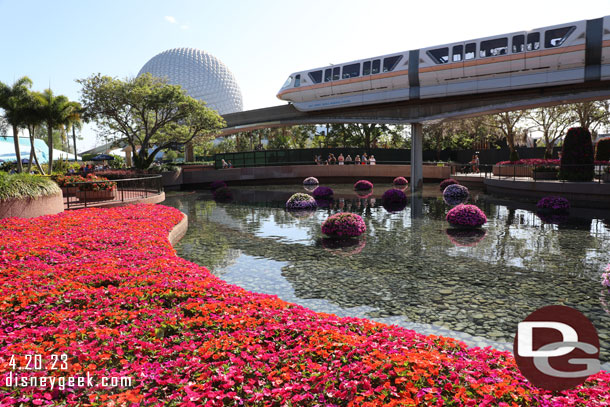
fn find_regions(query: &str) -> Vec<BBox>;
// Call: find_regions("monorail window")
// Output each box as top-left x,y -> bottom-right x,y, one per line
465,43 -> 476,60
427,48 -> 449,64
512,35 -> 524,53
324,69 -> 332,82
372,59 -> 380,74
294,74 -> 300,87
363,61 -> 371,75
383,55 -> 402,71
342,63 -> 360,79
452,45 -> 463,62
332,67 -> 340,81
480,38 -> 508,57
545,26 -> 575,48
282,76 -> 292,87
527,32 -> 540,51
308,70 -> 322,84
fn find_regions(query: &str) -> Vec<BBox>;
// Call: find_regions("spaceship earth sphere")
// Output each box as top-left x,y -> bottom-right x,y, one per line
138,48 -> 243,115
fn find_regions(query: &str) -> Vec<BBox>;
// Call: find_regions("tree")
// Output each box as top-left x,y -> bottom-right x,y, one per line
526,105 -> 572,158
78,73 -> 225,169
328,123 -> 403,149
487,111 -> 527,161
0,116 -> 7,138
0,77 -> 33,173
570,101 -> 610,138
35,89 -> 81,174
20,92 -> 46,174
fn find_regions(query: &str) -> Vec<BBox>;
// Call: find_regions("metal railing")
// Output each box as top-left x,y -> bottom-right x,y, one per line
451,163 -> 610,183
64,175 -> 163,209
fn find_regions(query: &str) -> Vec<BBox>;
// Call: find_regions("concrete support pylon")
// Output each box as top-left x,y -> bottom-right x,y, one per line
410,122 -> 423,193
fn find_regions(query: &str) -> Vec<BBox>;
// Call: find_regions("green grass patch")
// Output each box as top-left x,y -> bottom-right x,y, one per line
0,172 -> 61,201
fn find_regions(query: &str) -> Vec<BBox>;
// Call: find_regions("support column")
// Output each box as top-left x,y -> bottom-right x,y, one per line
410,122 -> 423,193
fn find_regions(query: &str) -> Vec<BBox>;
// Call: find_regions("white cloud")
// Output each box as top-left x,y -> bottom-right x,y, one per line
164,16 -> 176,24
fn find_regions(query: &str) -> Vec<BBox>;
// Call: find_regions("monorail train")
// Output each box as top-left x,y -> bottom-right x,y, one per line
277,16 -> 610,111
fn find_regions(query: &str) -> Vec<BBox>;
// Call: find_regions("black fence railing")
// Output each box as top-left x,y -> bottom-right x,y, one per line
451,163 -> 610,183
64,175 -> 163,209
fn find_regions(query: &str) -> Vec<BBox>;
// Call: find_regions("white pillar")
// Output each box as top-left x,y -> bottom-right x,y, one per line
410,123 -> 423,193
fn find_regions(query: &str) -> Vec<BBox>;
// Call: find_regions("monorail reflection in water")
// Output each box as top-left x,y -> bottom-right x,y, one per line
165,185 -> 610,367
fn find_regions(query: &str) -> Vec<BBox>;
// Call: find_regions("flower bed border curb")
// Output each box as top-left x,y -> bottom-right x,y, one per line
168,212 -> 188,246
0,191 -> 64,219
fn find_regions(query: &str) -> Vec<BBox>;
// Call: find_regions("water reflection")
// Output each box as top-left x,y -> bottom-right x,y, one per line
164,184 -> 610,364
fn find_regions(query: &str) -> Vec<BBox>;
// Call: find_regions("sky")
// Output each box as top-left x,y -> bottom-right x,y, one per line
0,0 -> 608,151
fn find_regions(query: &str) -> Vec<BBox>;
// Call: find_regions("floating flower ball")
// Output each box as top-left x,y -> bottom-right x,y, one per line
315,198 -> 334,208
440,178 -> 459,191
354,179 -> 374,191
537,196 -> 570,212
210,180 -> 227,191
312,186 -> 334,199
443,184 -> 469,206
602,266 -> 610,289
446,228 -> 487,247
321,236 -> 366,256
446,204 -> 487,228
213,186 -> 233,202
382,188 -> 408,212
285,193 -> 317,210
287,209 -> 316,220
303,176 -> 319,186
393,176 -> 408,186
303,184 -> 317,193
321,212 -> 366,238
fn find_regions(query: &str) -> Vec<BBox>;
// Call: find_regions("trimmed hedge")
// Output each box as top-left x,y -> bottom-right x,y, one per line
595,137 -> 610,162
0,172 -> 61,200
558,127 -> 594,181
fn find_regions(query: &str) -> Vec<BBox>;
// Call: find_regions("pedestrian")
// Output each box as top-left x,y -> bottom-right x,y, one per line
222,159 -> 228,168
345,154 -> 352,165
338,153 -> 345,165
362,153 -> 368,165
355,155 -> 361,165
369,155 -> 376,165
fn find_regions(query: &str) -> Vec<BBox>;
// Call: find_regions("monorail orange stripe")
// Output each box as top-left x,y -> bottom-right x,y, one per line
278,43 -> 591,97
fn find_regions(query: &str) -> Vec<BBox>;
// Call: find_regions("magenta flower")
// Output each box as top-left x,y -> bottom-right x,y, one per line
312,186 -> 333,199
393,176 -> 408,186
354,180 -> 373,191
446,204 -> 487,228
286,193 -> 317,210
537,196 -> 570,212
321,212 -> 366,238
440,178 -> 459,191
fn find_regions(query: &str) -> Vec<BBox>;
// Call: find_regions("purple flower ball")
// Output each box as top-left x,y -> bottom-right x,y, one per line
393,177 -> 408,186
313,186 -> 334,199
536,196 -> 570,212
303,177 -> 319,186
286,193 -> 317,210
440,178 -> 459,191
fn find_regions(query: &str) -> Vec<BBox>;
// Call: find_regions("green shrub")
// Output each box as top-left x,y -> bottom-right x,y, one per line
595,137 -> 610,162
558,127 -> 594,181
0,172 -> 61,200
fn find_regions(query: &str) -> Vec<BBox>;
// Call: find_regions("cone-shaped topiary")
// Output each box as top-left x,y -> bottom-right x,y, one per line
595,137 -> 610,162
558,127 -> 594,181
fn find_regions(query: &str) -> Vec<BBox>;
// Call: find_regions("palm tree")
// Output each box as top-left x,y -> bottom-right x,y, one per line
21,92 -> 47,174
0,77 -> 33,173
36,89 -> 79,173
63,104 -> 84,162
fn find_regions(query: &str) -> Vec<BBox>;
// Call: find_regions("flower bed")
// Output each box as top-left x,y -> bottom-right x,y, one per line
354,179 -> 373,191
440,178 -> 459,191
1,205 -> 609,405
77,174 -> 116,192
537,196 -> 570,212
392,176 -> 408,186
286,193 -> 317,210
446,204 -> 487,228
312,185 -> 333,199
321,212 -> 366,238
210,180 -> 227,191
303,176 -> 319,185
442,184 -> 469,206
